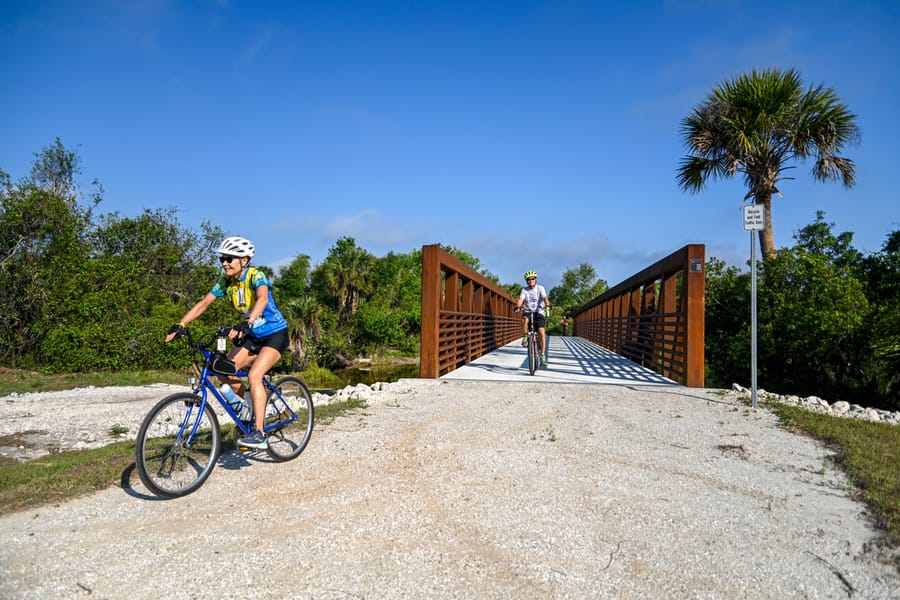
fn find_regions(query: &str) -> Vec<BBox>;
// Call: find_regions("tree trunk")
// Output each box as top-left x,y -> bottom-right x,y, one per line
759,197 -> 777,259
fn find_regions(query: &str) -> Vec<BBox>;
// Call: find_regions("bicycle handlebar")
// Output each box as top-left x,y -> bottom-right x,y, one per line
171,325 -> 235,352
172,325 -> 242,375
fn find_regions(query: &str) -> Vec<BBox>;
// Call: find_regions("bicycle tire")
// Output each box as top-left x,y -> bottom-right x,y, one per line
135,392 -> 221,498
527,334 -> 537,375
265,376 -> 314,461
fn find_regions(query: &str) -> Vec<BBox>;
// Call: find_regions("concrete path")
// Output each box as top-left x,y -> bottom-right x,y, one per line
440,335 -> 678,385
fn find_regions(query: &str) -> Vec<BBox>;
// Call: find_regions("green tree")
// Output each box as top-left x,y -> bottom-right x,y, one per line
861,230 -> 900,407
2,139 -> 230,371
0,140 -> 96,366
703,257 -> 751,388
28,137 -> 95,202
759,239 -> 868,399
677,68 -> 860,259
92,209 -> 221,303
274,253 -> 313,301
312,237 -> 376,323
549,263 -> 608,317
704,213 -> 871,402
702,213 -> 900,408
280,296 -> 321,369
39,210 -> 226,371
353,250 -> 421,354
275,254 -> 321,368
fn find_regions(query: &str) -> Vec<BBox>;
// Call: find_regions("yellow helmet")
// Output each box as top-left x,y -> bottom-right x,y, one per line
524,270 -> 538,281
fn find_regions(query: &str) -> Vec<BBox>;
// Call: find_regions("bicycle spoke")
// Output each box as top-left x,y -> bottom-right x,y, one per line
264,376 -> 314,461
135,393 -> 221,498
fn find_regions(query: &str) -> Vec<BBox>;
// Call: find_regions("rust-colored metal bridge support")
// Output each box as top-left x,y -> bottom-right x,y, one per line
571,244 -> 706,387
420,245 -> 521,378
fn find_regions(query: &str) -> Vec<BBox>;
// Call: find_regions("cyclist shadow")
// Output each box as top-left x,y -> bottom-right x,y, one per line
218,447 -> 274,469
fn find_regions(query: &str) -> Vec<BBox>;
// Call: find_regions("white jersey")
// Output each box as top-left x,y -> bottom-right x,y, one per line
519,284 -> 548,312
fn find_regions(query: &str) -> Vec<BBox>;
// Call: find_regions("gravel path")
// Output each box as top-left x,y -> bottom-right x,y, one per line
0,379 -> 897,599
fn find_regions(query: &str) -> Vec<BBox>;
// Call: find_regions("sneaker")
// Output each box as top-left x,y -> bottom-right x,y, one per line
238,428 -> 267,450
521,336 -> 527,347
540,354 -> 546,366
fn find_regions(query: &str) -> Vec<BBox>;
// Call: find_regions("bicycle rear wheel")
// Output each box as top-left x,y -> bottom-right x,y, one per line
265,376 -> 314,461
527,334 -> 537,375
135,393 -> 221,498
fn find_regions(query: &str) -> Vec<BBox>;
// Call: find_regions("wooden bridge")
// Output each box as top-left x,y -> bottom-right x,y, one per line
420,244 -> 705,386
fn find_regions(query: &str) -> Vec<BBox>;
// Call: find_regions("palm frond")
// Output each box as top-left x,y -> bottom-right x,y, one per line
813,155 -> 856,187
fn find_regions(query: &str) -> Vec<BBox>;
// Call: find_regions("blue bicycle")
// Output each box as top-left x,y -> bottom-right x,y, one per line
135,325 -> 314,498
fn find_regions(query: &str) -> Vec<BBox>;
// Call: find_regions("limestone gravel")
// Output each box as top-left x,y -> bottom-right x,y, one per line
0,379 -> 897,599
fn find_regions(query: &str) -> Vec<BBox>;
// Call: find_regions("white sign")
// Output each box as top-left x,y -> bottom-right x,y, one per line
743,204 -> 765,231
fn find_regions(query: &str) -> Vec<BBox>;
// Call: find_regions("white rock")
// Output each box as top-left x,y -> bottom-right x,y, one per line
864,408 -> 882,422
832,401 -> 851,414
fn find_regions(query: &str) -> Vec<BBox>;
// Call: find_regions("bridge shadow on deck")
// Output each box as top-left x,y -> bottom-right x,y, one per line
440,335 -> 678,385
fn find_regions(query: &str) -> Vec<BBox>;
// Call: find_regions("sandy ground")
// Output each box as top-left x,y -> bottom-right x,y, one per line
0,379 -> 897,599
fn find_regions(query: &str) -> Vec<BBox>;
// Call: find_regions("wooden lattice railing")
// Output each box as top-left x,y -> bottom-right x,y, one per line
571,244 -> 705,387
420,245 -> 520,378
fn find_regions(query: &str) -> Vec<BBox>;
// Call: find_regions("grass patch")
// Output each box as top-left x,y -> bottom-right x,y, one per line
0,398 -> 367,517
315,397 -> 368,425
0,440 -> 136,516
769,402 -> 900,566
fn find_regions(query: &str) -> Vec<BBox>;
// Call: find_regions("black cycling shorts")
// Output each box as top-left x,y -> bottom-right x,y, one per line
236,328 -> 290,355
525,312 -> 547,329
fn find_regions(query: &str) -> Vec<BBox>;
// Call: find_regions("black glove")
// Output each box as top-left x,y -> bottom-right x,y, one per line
232,321 -> 251,336
167,323 -> 185,337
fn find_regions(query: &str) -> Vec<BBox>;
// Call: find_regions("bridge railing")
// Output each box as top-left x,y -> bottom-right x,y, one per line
420,244 -> 521,378
571,244 -> 705,387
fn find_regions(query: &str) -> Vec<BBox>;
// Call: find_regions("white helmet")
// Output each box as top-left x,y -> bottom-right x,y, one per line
217,236 -> 255,258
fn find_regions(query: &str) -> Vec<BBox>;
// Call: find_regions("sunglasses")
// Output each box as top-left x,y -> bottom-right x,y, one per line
526,277 -> 537,282
219,255 -> 240,264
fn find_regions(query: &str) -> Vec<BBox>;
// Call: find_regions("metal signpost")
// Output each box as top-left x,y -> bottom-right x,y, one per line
743,204 -> 764,408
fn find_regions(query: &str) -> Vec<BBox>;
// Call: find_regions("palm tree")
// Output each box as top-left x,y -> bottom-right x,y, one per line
677,68 -> 860,259
281,296 -> 321,370
316,237 -> 375,321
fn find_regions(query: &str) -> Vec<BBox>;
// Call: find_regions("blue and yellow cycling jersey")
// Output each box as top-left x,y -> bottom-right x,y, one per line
210,267 -> 287,337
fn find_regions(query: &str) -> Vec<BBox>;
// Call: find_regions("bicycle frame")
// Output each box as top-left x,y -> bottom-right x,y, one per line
186,328 -> 298,437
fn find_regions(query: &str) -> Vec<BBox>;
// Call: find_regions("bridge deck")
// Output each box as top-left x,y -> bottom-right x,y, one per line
440,335 -> 679,385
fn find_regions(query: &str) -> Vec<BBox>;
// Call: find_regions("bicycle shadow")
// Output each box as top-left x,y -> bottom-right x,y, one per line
120,463 -> 164,501
120,447 -> 273,500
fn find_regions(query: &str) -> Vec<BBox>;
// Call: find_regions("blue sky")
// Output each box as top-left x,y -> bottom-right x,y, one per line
2,1 -> 898,289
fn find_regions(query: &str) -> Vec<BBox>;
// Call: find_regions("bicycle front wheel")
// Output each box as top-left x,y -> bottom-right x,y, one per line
265,376 -> 314,461
527,334 -> 537,375
135,393 -> 221,498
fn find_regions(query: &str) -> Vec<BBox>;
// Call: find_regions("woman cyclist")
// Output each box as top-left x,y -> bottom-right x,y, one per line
516,270 -> 550,365
165,236 -> 289,450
